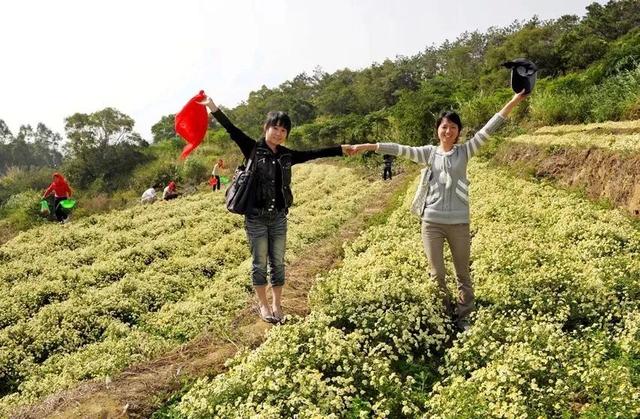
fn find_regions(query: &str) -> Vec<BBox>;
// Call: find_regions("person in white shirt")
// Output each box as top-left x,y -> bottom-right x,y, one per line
141,186 -> 157,204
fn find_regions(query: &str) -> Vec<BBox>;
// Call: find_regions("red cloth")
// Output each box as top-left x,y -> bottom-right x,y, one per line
175,90 -> 208,159
44,173 -> 72,198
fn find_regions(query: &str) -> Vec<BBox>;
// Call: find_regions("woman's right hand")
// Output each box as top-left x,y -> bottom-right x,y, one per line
197,96 -> 219,112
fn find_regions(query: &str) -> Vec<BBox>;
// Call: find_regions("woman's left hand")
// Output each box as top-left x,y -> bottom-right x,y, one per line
511,89 -> 529,104
499,90 -> 529,118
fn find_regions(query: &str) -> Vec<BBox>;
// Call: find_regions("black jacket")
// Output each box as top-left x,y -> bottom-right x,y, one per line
212,109 -> 342,213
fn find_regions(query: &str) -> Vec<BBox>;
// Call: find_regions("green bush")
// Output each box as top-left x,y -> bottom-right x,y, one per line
0,167 -> 52,206
130,160 -> 181,191
180,157 -> 209,186
458,88 -> 512,131
0,190 -> 44,230
590,64 -> 640,121
530,63 -> 640,124
529,89 -> 592,125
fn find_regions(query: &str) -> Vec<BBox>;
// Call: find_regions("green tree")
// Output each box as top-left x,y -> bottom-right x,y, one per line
63,108 -> 149,190
0,121 -> 63,174
151,114 -> 177,143
314,69 -> 359,116
583,0 -> 640,41
64,107 -> 144,156
483,17 -> 568,79
33,123 -> 63,167
0,120 -> 14,144
391,77 -> 458,146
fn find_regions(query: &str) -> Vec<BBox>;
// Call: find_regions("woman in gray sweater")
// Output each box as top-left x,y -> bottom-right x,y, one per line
351,91 -> 527,331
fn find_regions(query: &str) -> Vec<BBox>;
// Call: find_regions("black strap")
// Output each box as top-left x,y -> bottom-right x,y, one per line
245,143 -> 258,172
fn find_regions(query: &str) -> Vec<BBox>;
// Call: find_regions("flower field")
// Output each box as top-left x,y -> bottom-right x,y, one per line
0,163 -> 385,414
165,159 -> 640,418
509,119 -> 640,152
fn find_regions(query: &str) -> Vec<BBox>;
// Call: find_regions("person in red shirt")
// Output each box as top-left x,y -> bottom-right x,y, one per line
43,172 -> 73,222
163,181 -> 180,200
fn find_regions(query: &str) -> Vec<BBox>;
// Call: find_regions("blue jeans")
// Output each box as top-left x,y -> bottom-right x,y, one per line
245,210 -> 287,286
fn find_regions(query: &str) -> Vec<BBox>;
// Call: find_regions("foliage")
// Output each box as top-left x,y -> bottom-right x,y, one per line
61,108 -> 151,191
0,122 -> 63,175
0,163 -> 386,413
530,62 -> 640,124
151,114 -> 177,143
390,77 -> 458,146
166,154 -> 640,417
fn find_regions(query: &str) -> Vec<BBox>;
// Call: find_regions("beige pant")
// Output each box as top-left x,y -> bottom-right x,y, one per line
421,222 -> 474,323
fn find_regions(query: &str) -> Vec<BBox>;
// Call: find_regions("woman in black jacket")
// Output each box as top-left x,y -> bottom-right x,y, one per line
200,96 -> 353,324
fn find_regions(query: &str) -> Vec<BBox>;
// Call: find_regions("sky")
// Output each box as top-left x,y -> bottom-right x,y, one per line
0,0 -> 602,142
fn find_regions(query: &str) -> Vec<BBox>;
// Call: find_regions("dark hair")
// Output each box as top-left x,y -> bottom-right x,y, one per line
436,111 -> 463,143
264,111 -> 292,137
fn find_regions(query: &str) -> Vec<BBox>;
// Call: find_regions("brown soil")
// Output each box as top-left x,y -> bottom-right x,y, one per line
10,166 -> 417,419
493,143 -> 640,218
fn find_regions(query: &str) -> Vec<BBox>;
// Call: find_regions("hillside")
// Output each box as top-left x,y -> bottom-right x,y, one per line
0,161 -> 405,417
493,119 -> 640,218
2,118 -> 639,418
158,133 -> 640,417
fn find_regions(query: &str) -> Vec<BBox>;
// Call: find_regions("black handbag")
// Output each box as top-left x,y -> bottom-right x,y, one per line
225,145 -> 257,214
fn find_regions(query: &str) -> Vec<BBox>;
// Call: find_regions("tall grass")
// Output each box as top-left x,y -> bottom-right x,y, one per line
530,63 -> 640,125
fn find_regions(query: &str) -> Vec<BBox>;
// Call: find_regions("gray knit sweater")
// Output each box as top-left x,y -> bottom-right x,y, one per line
377,113 -> 505,224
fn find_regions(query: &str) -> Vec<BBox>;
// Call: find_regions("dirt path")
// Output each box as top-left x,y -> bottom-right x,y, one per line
11,167 -> 416,419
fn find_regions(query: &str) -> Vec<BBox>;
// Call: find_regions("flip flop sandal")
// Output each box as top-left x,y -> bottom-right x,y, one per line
271,312 -> 285,325
254,305 -> 277,324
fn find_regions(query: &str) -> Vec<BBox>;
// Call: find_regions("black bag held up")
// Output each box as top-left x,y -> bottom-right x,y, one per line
225,145 -> 257,214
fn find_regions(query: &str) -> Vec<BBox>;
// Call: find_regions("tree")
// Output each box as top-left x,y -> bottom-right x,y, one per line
391,77 -> 458,146
314,69 -> 359,116
34,123 -> 62,150
33,123 -> 63,167
0,120 -> 13,144
63,108 -> 149,190
15,125 -> 36,143
0,121 -> 63,174
64,107 -> 144,157
583,0 -> 640,41
483,17 -> 570,79
151,114 -> 177,143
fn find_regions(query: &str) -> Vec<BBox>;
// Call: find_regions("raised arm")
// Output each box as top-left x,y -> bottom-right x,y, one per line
464,90 -> 528,159
200,96 -> 255,159
498,90 -> 528,119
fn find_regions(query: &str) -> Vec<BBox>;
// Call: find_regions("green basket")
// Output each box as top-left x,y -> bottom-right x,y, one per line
59,199 -> 76,210
40,199 -> 50,214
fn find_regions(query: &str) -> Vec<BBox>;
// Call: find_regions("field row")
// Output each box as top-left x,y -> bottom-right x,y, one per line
165,160 -> 640,418
0,163 -> 386,414
510,119 -> 640,152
